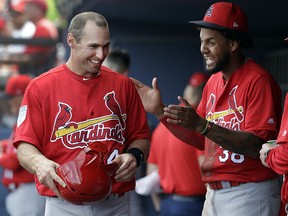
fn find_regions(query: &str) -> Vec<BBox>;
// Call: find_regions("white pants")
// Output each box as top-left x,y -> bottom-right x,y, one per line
202,178 -> 280,216
45,193 -> 129,216
6,183 -> 46,216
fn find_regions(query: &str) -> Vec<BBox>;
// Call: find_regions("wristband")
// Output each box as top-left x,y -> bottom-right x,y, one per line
126,148 -> 144,168
200,120 -> 212,136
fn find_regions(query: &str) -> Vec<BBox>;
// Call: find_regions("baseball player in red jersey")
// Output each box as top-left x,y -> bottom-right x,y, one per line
13,12 -> 150,216
260,93 -> 288,216
0,75 -> 45,216
259,37 -> 288,216
18,0 -> 58,76
131,2 -> 282,216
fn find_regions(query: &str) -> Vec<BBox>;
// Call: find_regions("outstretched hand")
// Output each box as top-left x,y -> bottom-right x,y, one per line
164,96 -> 205,131
130,77 -> 165,119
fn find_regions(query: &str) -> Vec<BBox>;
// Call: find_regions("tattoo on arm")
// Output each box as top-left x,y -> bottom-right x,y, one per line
206,123 -> 264,159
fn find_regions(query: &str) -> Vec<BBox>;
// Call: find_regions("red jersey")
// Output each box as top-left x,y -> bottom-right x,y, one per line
197,59 -> 282,183
13,64 -> 150,196
267,93 -> 288,203
148,122 -> 206,196
0,128 -> 34,188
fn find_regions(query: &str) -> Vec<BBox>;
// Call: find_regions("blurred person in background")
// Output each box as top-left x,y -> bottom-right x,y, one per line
21,0 -> 58,76
103,48 -> 131,76
0,0 -> 36,132
6,0 -> 36,55
5,0 -> 58,76
136,72 -> 209,216
0,74 -> 46,216
103,48 -> 147,216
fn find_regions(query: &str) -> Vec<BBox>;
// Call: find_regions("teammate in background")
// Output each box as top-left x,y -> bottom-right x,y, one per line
6,0 -> 36,55
103,48 -> 130,76
136,72 -> 209,216
131,2 -> 282,216
8,0 -> 58,76
12,11 -> 150,216
103,48 -> 146,216
0,75 -> 45,216
259,38 -> 288,216
0,0 -> 36,129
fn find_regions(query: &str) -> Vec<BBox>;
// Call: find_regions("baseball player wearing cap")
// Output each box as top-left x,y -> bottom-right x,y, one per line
13,12 -> 150,216
0,75 -> 45,216
16,0 -> 58,76
136,72 -> 209,216
131,2 -> 282,216
6,0 -> 36,54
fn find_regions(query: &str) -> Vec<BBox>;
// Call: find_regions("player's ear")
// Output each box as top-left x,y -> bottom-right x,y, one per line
229,40 -> 240,52
67,33 -> 75,47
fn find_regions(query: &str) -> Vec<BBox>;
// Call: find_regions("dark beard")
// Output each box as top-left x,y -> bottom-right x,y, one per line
204,53 -> 230,74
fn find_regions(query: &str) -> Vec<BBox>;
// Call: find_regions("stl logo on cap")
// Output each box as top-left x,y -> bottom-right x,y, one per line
205,5 -> 214,17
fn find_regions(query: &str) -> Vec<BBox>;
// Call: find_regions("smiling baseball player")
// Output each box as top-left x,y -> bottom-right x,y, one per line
131,2 -> 282,216
12,12 -> 150,216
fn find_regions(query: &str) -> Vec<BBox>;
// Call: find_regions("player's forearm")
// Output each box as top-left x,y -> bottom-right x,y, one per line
204,122 -> 264,158
17,142 -> 47,175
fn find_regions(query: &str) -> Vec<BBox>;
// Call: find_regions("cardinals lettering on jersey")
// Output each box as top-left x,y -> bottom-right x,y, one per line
50,92 -> 126,149
206,86 -> 244,131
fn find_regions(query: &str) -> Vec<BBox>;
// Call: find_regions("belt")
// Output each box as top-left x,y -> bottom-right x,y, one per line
105,193 -> 125,200
208,181 -> 246,190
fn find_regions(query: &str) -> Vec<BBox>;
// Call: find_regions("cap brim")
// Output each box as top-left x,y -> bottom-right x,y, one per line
189,20 -> 253,49
189,20 -> 227,30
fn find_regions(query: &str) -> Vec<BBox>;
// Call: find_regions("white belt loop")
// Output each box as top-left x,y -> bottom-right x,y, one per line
220,181 -> 231,188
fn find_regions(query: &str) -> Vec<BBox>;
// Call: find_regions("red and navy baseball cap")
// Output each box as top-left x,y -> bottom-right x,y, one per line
189,2 -> 253,48
4,75 -> 32,98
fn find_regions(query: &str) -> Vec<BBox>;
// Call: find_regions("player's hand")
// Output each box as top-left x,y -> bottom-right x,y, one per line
112,153 -> 137,182
164,96 -> 205,132
130,77 -> 165,119
259,142 -> 278,168
34,157 -> 66,197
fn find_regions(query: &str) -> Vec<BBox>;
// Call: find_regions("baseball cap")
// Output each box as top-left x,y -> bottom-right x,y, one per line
189,2 -> 253,48
25,0 -> 48,13
10,0 -> 26,13
4,75 -> 32,97
189,72 -> 210,88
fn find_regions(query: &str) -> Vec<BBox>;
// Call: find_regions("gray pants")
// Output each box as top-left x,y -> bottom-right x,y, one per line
6,183 -> 46,216
45,193 -> 129,216
202,178 -> 280,216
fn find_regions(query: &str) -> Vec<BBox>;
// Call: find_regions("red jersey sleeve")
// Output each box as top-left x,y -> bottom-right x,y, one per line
267,93 -> 288,174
